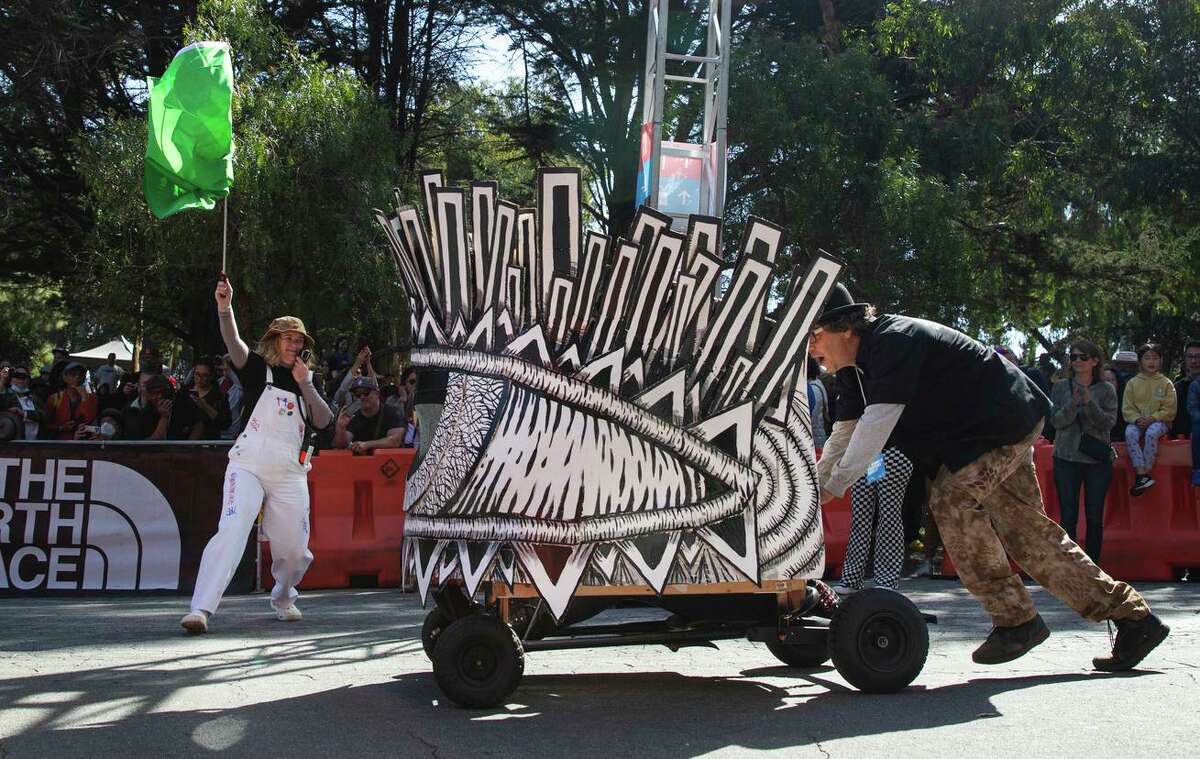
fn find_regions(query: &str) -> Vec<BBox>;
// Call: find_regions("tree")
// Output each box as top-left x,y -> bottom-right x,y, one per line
73,0 -> 405,362
468,1 -> 649,235
259,0 -> 484,185
0,1 -> 198,280
719,0 -> 1198,359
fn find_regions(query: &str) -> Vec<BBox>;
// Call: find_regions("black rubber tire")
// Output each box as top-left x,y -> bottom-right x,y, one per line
421,606 -> 452,659
432,615 -> 525,708
829,588 -> 928,693
764,639 -> 831,668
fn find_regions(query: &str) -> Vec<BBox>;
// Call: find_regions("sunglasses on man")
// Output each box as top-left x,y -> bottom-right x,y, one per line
351,389 -> 373,399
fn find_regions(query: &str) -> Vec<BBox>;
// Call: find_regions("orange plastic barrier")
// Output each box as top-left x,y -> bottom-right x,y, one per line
822,440 -> 1200,582
1034,440 -> 1198,581
261,448 -> 415,589
821,489 -> 851,580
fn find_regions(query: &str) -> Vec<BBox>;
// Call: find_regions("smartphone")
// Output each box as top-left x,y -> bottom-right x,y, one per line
300,348 -> 313,364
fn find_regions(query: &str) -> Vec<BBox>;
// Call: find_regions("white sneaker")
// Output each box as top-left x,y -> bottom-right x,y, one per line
274,603 -> 302,622
832,583 -> 858,596
181,610 -> 209,634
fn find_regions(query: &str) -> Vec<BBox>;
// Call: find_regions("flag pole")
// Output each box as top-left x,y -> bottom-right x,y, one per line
221,196 -> 228,277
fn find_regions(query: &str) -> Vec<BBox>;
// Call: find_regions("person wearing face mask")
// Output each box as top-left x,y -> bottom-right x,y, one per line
75,408 -> 124,441
181,277 -> 333,634
45,362 -> 98,440
3,366 -> 46,440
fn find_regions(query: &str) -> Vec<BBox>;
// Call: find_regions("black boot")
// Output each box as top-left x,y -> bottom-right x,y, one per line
1093,613 -> 1169,672
972,613 -> 1050,664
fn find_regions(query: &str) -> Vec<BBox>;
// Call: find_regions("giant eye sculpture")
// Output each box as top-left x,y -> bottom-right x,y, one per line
374,168 -> 842,620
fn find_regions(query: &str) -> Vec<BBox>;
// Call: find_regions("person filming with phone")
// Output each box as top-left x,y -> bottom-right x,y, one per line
176,356 -> 231,440
334,375 -> 406,454
181,276 -> 333,635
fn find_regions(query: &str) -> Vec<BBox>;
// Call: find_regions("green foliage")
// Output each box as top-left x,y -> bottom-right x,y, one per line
74,0 -> 405,359
725,0 -> 1200,361
0,282 -> 69,367
6,0 -> 1199,371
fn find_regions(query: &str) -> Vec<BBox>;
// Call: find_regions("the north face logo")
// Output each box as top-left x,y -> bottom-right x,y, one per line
0,458 -> 181,591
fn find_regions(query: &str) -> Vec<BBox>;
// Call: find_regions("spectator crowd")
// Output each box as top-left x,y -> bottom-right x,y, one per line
0,339 -> 422,455
807,337 -> 1200,581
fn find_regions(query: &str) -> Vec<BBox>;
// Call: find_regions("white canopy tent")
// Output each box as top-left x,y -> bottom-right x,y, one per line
70,337 -> 135,369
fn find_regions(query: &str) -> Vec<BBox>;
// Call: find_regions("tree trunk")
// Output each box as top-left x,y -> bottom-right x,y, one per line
818,0 -> 841,54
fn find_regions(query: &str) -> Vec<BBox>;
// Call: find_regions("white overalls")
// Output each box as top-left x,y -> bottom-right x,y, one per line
191,366 -> 313,614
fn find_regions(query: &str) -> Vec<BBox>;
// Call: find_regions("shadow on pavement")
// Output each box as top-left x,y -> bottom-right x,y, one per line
1,663 -> 1159,757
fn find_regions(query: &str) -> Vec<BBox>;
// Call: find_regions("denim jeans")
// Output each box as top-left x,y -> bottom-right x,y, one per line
1052,456 -> 1113,563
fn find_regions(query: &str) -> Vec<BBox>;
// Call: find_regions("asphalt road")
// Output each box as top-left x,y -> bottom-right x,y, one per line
1,578 -> 1196,758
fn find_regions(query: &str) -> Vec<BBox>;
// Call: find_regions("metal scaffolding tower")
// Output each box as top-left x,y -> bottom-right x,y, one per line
636,0 -> 733,228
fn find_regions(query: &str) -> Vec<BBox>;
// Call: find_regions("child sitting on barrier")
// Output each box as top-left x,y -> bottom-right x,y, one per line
1122,343 -> 1177,496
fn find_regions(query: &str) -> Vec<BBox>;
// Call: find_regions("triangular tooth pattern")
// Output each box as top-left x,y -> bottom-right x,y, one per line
574,347 -> 624,391
591,543 -> 620,583
622,358 -> 645,393
437,545 -> 459,584
495,308 -> 516,346
410,538 -> 449,606
497,546 -> 517,589
502,324 -> 554,367
513,543 -> 596,621
616,532 -> 682,594
556,344 -> 582,373
465,308 -> 495,352
691,400 -> 755,466
449,314 -> 469,345
416,308 -> 447,346
695,506 -> 760,585
633,367 -> 687,421
457,540 -> 500,599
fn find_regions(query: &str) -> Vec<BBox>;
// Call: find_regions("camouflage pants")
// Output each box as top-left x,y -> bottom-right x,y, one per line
928,423 -> 1149,627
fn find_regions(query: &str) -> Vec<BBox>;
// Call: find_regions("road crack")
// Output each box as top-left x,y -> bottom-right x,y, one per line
407,728 -> 442,759
811,735 -> 830,758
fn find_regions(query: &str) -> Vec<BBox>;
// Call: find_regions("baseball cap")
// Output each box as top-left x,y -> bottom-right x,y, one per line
350,375 -> 379,392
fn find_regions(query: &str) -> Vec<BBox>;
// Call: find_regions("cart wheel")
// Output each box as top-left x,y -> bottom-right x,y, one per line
421,606 -> 452,659
432,615 -> 525,708
764,639 -> 830,668
829,588 -> 928,693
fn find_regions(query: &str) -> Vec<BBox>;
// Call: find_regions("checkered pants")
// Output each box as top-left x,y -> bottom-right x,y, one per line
841,447 -> 913,589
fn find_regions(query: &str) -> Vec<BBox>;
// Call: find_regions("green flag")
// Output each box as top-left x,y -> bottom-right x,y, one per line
143,41 -> 234,219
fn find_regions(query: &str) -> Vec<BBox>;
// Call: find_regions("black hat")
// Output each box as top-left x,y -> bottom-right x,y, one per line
814,283 -> 871,326
143,373 -> 172,392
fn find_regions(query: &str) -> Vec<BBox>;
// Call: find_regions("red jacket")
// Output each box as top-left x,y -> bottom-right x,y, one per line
46,389 -> 98,440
